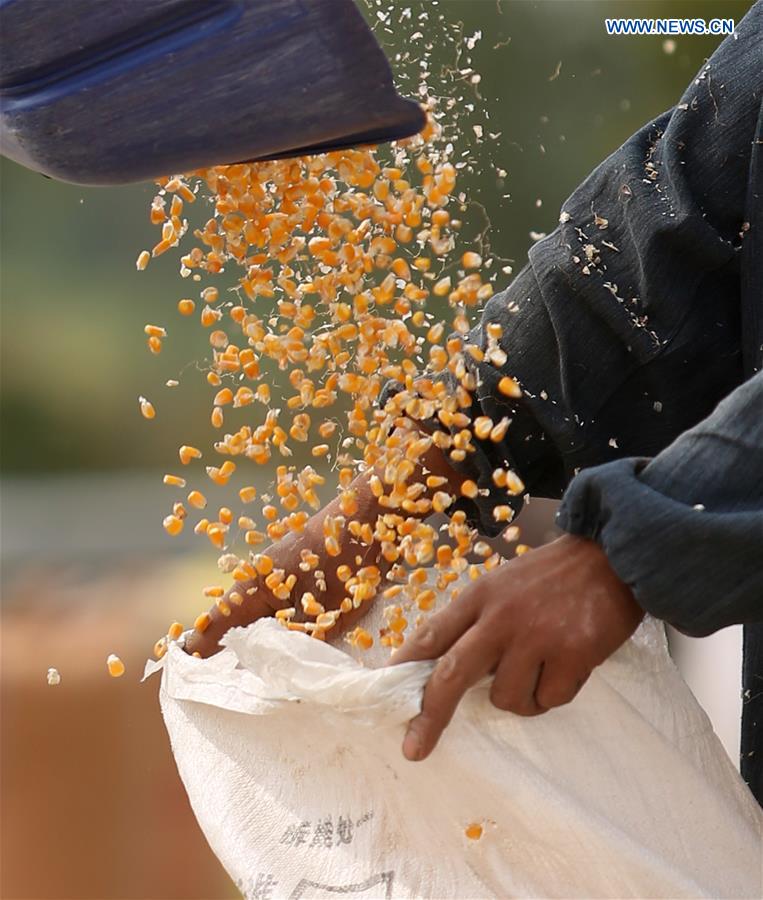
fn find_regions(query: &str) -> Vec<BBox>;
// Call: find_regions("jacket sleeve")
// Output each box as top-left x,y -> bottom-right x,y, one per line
556,371 -> 763,636
423,2 -> 761,537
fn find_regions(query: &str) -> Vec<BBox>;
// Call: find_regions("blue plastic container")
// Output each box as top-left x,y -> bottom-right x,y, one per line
0,0 -> 424,184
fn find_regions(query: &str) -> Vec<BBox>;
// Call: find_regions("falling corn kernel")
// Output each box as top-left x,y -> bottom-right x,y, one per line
168,622 -> 184,641
462,251 -> 482,269
163,514 -> 184,536
163,474 -> 186,488
187,490 -> 207,509
136,250 -> 151,270
194,612 -> 211,633
46,667 -> 61,686
239,486 -> 257,503
253,554 -> 273,576
433,276 -> 452,296
139,396 -> 155,419
465,823 -> 483,841
179,445 -> 202,465
460,480 -> 479,499
515,544 -> 531,556
106,654 -> 125,678
177,298 -> 195,315
498,376 -> 521,398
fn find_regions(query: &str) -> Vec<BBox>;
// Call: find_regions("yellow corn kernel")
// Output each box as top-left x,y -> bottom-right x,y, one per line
203,585 -> 224,598
473,416 -> 493,440
493,505 -> 513,522
194,612 -> 211,633
139,396 -> 155,419
187,490 -> 207,509
214,387 -> 234,406
301,592 -> 325,617
506,471 -> 525,495
179,444 -> 202,465
178,298 -> 196,315
433,276 -> 452,296
515,544 -> 531,556
163,514 -> 183,536
136,250 -> 151,270
253,554 -> 273,576
498,376 -> 521,398
168,622 -> 184,641
350,627 -> 374,650
239,486 -> 257,503
106,654 -> 125,678
460,480 -> 479,499
465,823 -> 483,841
163,474 -> 186,488
144,324 -> 167,338
416,589 -> 436,611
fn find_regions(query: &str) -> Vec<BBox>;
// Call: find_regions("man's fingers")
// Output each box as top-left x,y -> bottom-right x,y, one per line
534,658 -> 590,710
403,626 -> 496,761
388,592 -> 479,667
489,648 -> 545,716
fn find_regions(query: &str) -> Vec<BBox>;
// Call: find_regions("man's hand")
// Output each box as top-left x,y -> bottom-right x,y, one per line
389,534 -> 644,761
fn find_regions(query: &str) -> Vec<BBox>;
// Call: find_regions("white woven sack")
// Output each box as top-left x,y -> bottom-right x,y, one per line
147,598 -> 762,899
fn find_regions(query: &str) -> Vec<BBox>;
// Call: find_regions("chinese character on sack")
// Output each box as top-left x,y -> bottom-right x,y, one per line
310,816 -> 334,848
280,821 -> 311,846
335,814 -> 354,846
251,872 -> 278,900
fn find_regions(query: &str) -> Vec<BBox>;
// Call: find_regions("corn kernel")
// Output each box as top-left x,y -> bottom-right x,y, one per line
139,396 -> 155,419
106,654 -> 125,678
162,514 -> 183,536
194,612 -> 211,632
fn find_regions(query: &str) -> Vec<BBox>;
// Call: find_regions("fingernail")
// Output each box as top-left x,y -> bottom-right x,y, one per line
403,727 -> 422,761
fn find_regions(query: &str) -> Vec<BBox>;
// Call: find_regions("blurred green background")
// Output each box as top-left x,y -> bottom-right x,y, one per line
0,2 -> 750,898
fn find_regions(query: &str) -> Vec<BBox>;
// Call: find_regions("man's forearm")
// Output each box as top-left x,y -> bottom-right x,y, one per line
186,430 -> 465,657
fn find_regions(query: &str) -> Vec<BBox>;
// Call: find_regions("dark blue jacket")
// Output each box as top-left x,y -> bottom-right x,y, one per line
437,2 -> 762,803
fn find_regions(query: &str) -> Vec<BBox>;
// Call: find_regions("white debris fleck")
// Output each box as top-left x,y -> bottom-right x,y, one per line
653,401 -> 663,413
217,553 -> 240,573
693,504 -> 705,511
47,667 -> 61,686
662,39 -> 676,55
608,438 -> 619,449
559,211 -> 571,224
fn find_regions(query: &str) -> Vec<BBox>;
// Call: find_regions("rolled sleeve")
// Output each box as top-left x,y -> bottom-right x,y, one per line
557,371 -> 763,636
